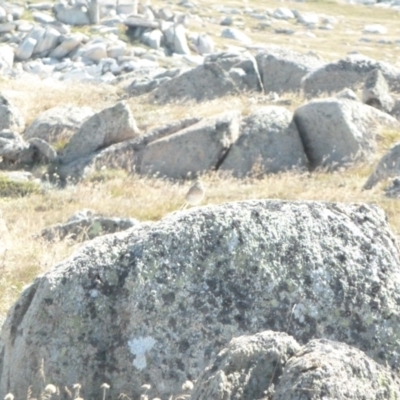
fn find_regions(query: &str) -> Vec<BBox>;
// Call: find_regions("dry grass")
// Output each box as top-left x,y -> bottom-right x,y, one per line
0,156 -> 399,320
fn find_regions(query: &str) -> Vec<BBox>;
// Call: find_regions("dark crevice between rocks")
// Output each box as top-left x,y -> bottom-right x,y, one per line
292,115 -> 314,170
215,145 -> 233,170
9,281 -> 38,346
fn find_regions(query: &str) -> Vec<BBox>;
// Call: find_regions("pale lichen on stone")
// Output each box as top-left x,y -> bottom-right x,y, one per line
127,336 -> 156,370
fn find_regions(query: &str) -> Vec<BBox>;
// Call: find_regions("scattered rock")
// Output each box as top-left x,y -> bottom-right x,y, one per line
41,209 -> 139,242
256,48 -> 324,93
59,101 -> 140,164
302,54 -> 400,96
294,97 -> 399,169
384,176 -> 400,198
363,142 -> 400,189
362,68 -> 394,113
191,331 -> 301,400
24,105 -> 94,144
220,106 -> 308,176
0,95 -> 24,133
274,339 -> 400,399
151,62 -> 239,103
141,111 -> 240,178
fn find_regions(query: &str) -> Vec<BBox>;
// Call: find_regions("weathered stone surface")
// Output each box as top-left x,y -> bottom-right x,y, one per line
274,339 -> 400,399
256,48 -> 323,93
141,111 -> 240,178
0,95 -> 25,133
1,200 -> 400,400
220,107 -> 308,176
302,54 -> 400,96
54,3 -> 90,26
0,129 -> 30,164
364,142 -> 400,189
205,52 -> 262,93
151,62 -> 240,103
24,105 -> 94,144
56,117 -> 201,181
15,37 -> 37,61
33,26 -> 60,56
41,209 -> 139,242
27,137 -> 57,162
49,34 -> 82,59
362,68 -> 394,113
59,101 -> 140,164
384,176 -> 400,198
294,97 -> 399,169
192,331 -> 400,400
195,33 -> 214,55
191,331 -> 301,400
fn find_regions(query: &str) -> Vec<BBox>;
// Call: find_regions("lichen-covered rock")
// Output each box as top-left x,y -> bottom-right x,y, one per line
191,331 -> 301,400
294,97 -> 399,169
256,47 -> 323,93
302,54 -> 400,96
274,339 -> 400,399
24,106 -> 94,144
364,142 -> 400,189
151,62 -> 240,103
41,209 -> 139,242
55,117 -> 201,181
0,94 -> 24,133
220,106 -> 308,176
1,201 -> 400,400
192,331 -> 400,400
59,101 -> 140,164
362,68 -> 394,113
141,111 -> 240,178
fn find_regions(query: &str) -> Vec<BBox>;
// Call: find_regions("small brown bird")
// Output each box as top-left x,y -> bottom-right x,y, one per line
181,180 -> 205,210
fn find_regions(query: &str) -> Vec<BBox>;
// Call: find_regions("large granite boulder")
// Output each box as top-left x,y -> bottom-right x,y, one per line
59,101 -> 140,164
255,47 -> 324,93
302,54 -> 400,96
141,111 -> 240,178
363,142 -> 400,189
191,331 -> 301,400
1,200 -> 400,400
191,331 -> 400,400
220,106 -> 308,177
24,105 -> 94,144
55,117 -> 201,181
151,62 -> 240,103
274,338 -> 400,399
294,97 -> 399,169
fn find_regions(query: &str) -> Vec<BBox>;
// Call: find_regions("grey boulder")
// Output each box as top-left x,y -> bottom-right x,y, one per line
191,331 -> 400,400
256,47 -> 324,93
0,94 -> 24,133
151,62 -> 240,103
363,142 -> 400,189
302,54 -> 400,96
24,105 -> 94,144
294,97 -> 399,169
141,111 -> 240,178
191,331 -> 301,400
59,101 -> 140,164
41,209 -> 139,242
362,68 -> 394,113
274,339 -> 400,399
220,106 -> 308,177
1,200 -> 400,399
